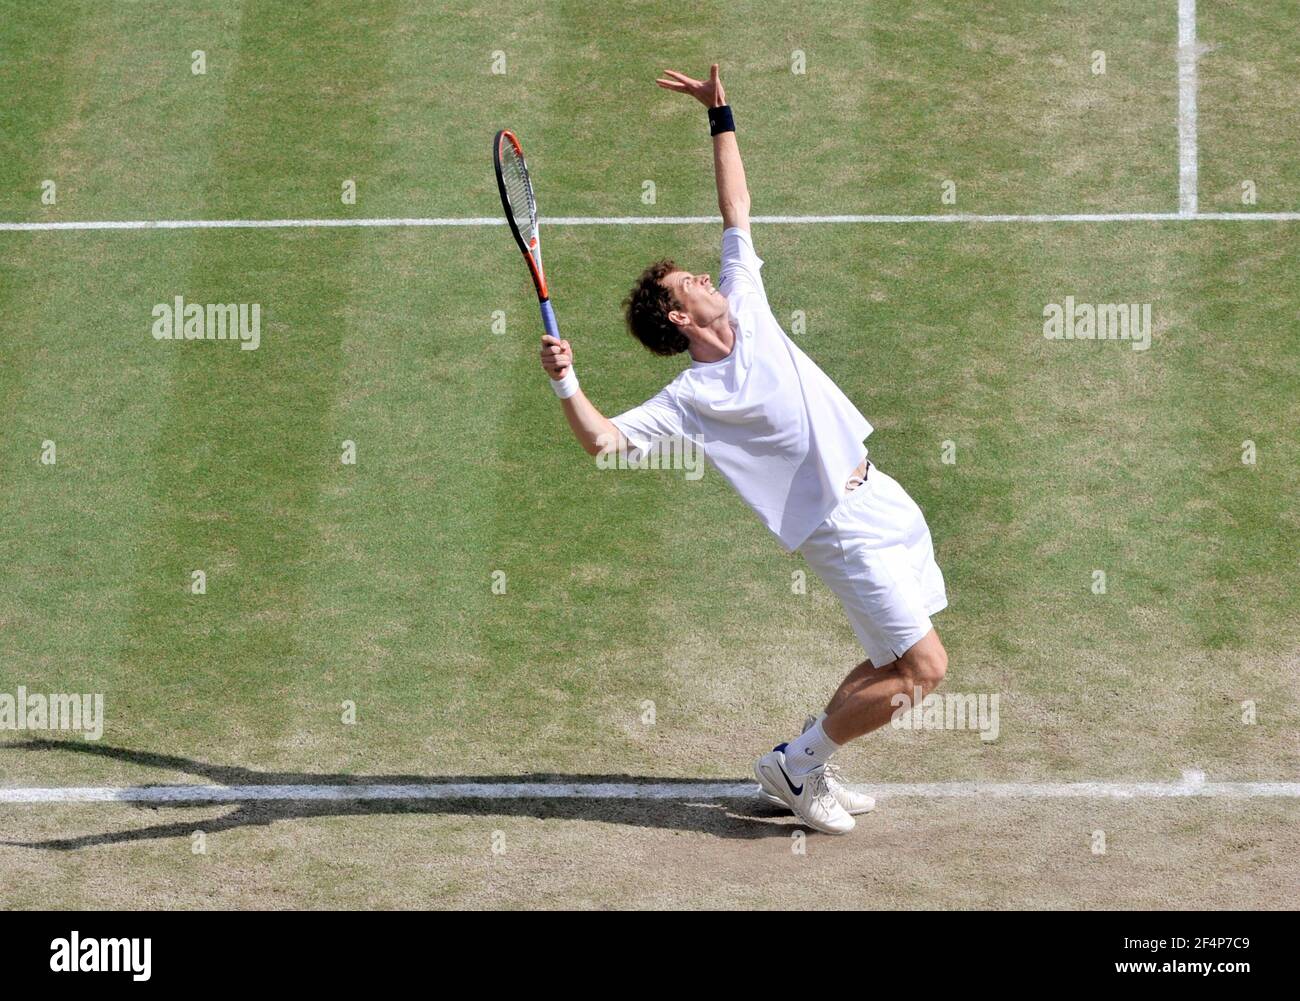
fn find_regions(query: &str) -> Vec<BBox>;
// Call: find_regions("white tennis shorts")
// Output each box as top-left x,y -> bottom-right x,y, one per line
798,467 -> 947,667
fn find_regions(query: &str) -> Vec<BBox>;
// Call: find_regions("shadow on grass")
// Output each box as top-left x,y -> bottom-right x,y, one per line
2,739 -> 799,849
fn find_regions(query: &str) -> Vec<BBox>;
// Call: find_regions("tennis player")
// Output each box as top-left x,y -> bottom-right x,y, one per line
539,65 -> 948,834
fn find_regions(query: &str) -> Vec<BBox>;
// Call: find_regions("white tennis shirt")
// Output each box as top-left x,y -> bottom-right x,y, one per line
611,227 -> 872,550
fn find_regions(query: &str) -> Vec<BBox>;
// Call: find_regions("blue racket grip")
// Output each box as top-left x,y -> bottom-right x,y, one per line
540,298 -> 561,342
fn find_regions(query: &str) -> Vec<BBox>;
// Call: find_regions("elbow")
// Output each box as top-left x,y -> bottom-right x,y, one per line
583,433 -> 613,458
720,198 -> 750,225
589,428 -> 620,458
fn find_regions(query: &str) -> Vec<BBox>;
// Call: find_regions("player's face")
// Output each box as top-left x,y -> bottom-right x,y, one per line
666,270 -> 726,326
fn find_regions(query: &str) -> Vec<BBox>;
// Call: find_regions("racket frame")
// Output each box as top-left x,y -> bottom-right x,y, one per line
493,129 -> 550,302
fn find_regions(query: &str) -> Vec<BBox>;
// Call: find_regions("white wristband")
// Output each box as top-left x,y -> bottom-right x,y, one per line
550,367 -> 580,400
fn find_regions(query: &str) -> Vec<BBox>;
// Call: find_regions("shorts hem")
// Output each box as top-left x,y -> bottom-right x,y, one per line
924,595 -> 948,617
858,601 -> 945,668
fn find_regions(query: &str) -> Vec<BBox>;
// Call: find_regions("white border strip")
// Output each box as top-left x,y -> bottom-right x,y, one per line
1,212 -> 1297,232
1178,0 -> 1199,216
3,772 -> 1298,803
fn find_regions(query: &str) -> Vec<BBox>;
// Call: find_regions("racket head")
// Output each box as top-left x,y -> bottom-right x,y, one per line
494,129 -> 548,300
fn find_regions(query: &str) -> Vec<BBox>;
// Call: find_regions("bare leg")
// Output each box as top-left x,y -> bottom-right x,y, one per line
823,658 -> 877,716
822,628 -> 948,746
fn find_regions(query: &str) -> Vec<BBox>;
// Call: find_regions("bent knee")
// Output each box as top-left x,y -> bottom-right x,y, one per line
898,638 -> 947,692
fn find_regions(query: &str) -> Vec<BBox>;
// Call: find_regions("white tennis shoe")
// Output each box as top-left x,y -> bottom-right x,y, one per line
756,717 -> 876,816
753,745 -> 855,835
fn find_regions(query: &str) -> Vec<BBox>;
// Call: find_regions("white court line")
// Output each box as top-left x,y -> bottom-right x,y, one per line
1178,0 -> 1199,216
1,212 -> 1298,232
3,772 -> 1298,803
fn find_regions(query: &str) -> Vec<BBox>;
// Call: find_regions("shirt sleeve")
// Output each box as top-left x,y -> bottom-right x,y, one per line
719,226 -> 766,302
609,384 -> 687,458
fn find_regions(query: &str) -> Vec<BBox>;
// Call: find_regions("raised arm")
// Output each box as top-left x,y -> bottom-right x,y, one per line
656,64 -> 750,231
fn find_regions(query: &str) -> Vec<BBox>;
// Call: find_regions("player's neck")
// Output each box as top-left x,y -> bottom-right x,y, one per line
687,315 -> 735,363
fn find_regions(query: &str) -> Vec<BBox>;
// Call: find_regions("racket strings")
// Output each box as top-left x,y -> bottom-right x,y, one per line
499,144 -> 537,237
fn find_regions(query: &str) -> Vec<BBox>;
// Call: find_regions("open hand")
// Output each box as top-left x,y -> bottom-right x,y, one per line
655,63 -> 727,108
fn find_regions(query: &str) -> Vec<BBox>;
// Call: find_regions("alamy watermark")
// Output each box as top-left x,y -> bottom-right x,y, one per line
152,295 -> 261,350
891,686 -> 999,742
1043,296 -> 1151,351
50,932 -> 150,981
595,432 -> 705,480
0,686 -> 104,740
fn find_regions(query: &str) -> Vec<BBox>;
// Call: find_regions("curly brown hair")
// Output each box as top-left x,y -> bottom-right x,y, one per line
623,259 -> 689,356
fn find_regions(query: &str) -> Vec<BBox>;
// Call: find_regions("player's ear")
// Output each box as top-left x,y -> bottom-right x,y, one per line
667,308 -> 690,329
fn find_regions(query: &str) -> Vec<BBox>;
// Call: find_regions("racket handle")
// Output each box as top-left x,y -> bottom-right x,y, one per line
540,298 -> 561,342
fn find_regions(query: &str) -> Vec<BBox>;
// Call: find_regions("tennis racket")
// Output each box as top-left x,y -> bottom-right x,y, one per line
493,129 -> 561,344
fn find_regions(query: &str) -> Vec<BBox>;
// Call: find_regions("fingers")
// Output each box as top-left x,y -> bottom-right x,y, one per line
655,79 -> 687,91
661,69 -> 701,86
539,336 -> 572,376
710,63 -> 719,82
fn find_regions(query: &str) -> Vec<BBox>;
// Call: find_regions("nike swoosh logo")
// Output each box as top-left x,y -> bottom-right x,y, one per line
778,762 -> 803,797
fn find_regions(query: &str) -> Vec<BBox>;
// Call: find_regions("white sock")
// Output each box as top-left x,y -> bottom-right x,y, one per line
784,718 -> 839,777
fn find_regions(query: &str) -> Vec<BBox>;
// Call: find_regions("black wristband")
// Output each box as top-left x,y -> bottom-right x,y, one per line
708,104 -> 735,136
